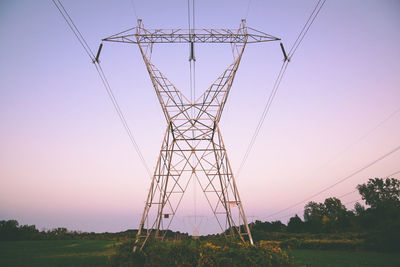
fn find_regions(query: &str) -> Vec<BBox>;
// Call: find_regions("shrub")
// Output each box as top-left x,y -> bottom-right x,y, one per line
108,240 -> 296,267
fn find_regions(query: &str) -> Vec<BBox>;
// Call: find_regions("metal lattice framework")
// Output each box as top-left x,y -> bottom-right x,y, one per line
102,19 -> 280,250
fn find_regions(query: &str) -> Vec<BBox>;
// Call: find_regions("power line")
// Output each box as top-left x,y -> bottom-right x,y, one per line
245,0 -> 252,20
236,61 -> 288,177
320,106 -> 400,170
265,143 -> 400,219
94,63 -> 152,177
129,0 -> 139,21
337,190 -> 358,199
237,0 -> 327,177
187,0 -> 198,225
270,168 -> 400,222
344,198 -> 362,206
52,0 -> 95,60
286,105 -> 400,199
288,0 -> 326,58
385,170 -> 400,178
52,0 -> 152,177
263,105 -> 400,220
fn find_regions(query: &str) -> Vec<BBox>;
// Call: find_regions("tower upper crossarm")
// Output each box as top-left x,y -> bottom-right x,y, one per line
102,27 -> 280,44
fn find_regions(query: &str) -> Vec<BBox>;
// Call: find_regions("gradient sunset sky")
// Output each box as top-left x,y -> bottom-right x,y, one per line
1,0 -> 399,234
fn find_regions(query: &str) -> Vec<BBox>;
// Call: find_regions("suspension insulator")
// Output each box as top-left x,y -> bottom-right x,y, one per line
280,42 -> 288,62
95,43 -> 103,63
189,41 -> 196,61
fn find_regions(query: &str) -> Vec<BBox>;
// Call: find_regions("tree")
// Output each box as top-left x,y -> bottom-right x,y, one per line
357,178 -> 400,209
304,201 -> 324,232
287,215 -> 304,233
353,202 -> 365,216
304,198 -> 350,232
322,198 -> 350,232
356,178 -> 400,252
323,197 -> 346,221
0,220 -> 20,240
304,201 -> 324,222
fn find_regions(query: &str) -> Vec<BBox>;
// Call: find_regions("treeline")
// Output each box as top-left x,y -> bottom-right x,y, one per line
0,220 -> 138,241
2,178 -> 399,252
0,220 -> 192,242
247,178 -> 400,252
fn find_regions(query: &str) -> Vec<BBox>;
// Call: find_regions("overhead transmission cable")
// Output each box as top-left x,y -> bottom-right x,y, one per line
335,169 -> 400,201
187,0 -> 198,224
284,105 -> 400,200
321,106 -> 400,169
272,168 -> 400,221
52,0 -> 152,177
386,170 -> 400,178
337,190 -> 357,199
267,103 -> 400,220
236,0 -> 327,177
265,143 -> 400,220
52,0 -> 95,60
287,0 -> 326,57
344,198 -> 362,206
188,0 -> 196,103
129,0 -> 139,21
245,0 -> 252,20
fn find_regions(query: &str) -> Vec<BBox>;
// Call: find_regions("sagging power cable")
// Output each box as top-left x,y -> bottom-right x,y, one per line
52,0 -> 152,177
265,143 -> 400,220
237,0 -> 327,177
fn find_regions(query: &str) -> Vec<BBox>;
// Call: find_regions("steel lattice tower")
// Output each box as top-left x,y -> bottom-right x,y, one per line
102,19 -> 280,250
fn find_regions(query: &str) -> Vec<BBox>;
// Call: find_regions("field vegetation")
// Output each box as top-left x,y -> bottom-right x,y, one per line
0,240 -> 118,266
108,239 -> 295,267
0,177 -> 399,266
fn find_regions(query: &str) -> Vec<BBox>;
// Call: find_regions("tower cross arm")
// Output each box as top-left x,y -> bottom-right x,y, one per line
102,27 -> 280,44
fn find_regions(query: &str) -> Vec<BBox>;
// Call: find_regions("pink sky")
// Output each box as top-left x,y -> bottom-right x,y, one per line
0,0 -> 399,234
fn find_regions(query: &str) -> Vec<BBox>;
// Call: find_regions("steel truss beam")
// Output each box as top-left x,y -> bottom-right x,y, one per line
102,19 -> 279,251
103,20 -> 280,44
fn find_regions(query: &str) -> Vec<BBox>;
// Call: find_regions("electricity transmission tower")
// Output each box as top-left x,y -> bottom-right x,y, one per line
101,19 -> 280,250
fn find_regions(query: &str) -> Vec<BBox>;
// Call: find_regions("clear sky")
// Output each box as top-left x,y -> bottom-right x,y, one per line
0,0 -> 399,235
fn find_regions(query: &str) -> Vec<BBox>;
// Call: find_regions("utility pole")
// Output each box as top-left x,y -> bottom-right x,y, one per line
101,19 -> 280,251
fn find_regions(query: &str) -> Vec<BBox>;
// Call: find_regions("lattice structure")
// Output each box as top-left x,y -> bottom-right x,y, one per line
102,19 -> 280,250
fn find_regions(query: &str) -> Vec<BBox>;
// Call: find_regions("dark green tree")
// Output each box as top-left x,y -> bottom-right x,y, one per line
357,178 -> 400,209
287,214 -> 304,233
356,178 -> 400,252
0,220 -> 19,240
304,201 -> 325,232
322,197 -> 350,232
323,198 -> 346,221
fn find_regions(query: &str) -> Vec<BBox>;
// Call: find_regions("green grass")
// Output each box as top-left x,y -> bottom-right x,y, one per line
291,249 -> 400,267
0,240 -> 119,267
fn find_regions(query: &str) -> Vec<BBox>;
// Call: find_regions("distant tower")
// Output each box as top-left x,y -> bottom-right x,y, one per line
102,19 -> 280,250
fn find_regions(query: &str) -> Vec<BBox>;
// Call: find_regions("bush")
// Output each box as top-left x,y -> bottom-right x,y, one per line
108,240 -> 296,267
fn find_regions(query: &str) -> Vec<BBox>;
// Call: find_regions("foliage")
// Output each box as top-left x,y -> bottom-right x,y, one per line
355,178 -> 400,252
0,220 -> 40,241
287,215 -> 304,233
108,239 -> 296,267
357,178 -> 400,209
248,178 -> 400,252
0,220 -> 143,241
303,198 -> 351,233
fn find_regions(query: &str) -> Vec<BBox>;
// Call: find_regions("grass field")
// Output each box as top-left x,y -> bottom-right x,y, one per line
291,249 -> 400,267
0,240 -> 119,267
1,240 -> 399,266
